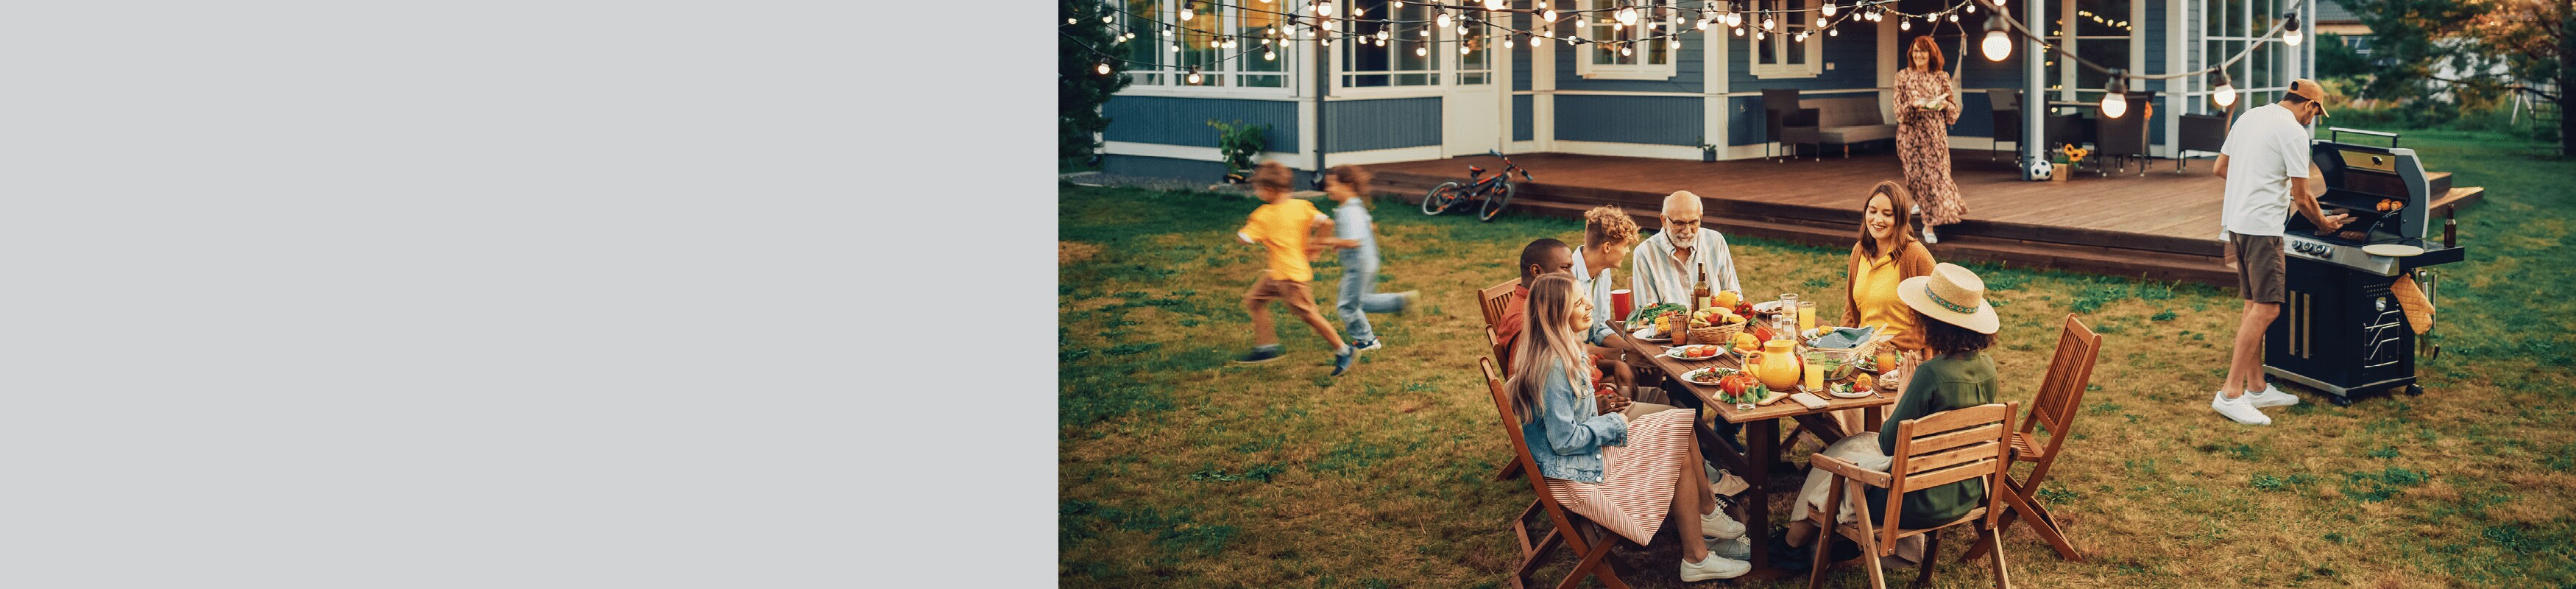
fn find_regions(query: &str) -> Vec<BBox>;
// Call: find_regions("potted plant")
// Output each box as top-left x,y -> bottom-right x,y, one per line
1208,119 -> 1270,183
2052,144 -> 2087,182
1698,137 -> 1719,162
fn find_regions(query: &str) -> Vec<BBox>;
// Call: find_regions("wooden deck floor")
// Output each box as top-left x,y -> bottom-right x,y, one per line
1365,149 -> 2483,285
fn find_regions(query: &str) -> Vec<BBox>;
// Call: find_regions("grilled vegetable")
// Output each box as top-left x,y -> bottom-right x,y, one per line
1627,303 -> 1687,324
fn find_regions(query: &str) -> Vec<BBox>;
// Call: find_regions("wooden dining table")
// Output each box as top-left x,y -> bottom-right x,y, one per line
1607,328 -> 1901,579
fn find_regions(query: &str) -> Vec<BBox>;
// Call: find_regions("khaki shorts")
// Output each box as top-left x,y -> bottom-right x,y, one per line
1245,276 -> 1320,314
2225,233 -> 2287,304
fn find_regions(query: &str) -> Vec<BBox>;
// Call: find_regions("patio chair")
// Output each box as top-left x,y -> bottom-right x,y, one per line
1481,279 -> 1526,482
2175,112 -> 2230,173
1986,89 -> 2022,161
1482,356 -> 1634,589
1805,402 -> 2019,589
1766,88 -> 1819,162
1961,314 -> 2100,563
2093,92 -> 2154,176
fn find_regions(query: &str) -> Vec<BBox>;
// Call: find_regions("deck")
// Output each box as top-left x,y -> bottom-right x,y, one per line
1367,149 -> 2483,286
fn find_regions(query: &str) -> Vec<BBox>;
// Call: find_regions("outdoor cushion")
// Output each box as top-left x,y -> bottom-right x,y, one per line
1819,124 -> 1896,144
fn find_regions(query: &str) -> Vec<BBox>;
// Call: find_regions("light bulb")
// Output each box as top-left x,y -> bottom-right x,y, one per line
1437,13 -> 1453,28
1171,43 -> 1181,53
1485,0 -> 1507,10
1823,2 -> 1838,16
1968,4 -> 1976,13
1379,29 -> 1390,40
2285,30 -> 2303,46
1314,2 -> 1332,17
1900,19 -> 1911,30
1068,18 -> 1078,24
1103,15 -> 1115,23
2100,91 -> 2127,118
1814,17 -> 1824,27
1995,0 -> 2005,6
1762,16 -> 1774,30
1533,35 -> 1547,46
1755,29 -> 1766,40
1669,38 -> 1680,49
1982,29 -> 2011,61
1352,5 -> 1363,16
1266,49 -> 1278,60
1545,10 -> 1558,21
1616,7 -> 1640,26
1504,38 -> 1515,48
1097,63 -> 1111,74
1733,26 -> 1744,36
1697,21 -> 1708,30
1829,28 -> 1839,36
1622,46 -> 1632,55
2212,71 -> 2239,108
1416,46 -> 1428,56
1948,14 -> 1958,22
1462,45 -> 1473,54
1420,28 -> 1429,36
1181,6 -> 1195,21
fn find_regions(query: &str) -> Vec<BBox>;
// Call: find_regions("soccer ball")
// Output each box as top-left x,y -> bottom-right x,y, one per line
2024,157 -> 2055,181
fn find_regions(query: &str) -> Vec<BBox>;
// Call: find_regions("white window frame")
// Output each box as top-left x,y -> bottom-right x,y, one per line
1749,0 -> 1824,79
2048,0 -> 2145,104
1113,0 -> 1296,96
1338,0 -> 1450,90
1573,0 -> 1681,80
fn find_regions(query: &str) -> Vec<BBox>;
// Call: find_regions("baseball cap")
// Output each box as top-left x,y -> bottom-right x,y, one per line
2288,79 -> 2329,118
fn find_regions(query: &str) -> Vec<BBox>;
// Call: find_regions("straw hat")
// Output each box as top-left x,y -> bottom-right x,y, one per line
1897,263 -> 2000,334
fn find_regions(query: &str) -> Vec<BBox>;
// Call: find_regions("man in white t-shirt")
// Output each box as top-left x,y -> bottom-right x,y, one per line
2208,79 -> 2352,426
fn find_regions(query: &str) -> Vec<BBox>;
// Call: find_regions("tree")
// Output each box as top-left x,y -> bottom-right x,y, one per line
2318,33 -> 2373,81
2338,0 -> 2569,149
1061,0 -> 1133,163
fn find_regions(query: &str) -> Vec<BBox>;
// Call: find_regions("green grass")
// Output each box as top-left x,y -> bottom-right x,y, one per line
1059,129 -> 2576,587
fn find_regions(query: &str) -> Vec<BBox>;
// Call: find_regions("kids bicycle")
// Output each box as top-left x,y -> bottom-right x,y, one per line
1420,151 -> 1533,222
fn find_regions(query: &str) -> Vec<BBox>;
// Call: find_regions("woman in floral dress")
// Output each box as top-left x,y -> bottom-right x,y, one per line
1894,35 -> 1965,243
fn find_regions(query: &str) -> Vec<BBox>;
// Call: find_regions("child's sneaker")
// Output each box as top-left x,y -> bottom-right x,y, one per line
2211,389 -> 2271,425
1395,291 -> 1420,314
1353,338 -> 1384,352
2248,384 -> 2301,408
1331,345 -> 1356,376
1234,345 -> 1285,365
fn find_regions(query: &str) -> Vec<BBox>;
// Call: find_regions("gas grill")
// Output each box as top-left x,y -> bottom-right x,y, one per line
2264,128 -> 2467,405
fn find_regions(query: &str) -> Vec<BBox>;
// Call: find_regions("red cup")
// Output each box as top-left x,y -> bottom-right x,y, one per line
1610,289 -> 1633,324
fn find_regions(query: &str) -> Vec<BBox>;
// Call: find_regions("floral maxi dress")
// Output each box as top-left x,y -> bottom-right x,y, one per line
1896,68 -> 1967,226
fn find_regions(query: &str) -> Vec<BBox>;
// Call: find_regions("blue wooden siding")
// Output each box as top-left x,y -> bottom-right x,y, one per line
2145,1 -> 2168,146
1102,154 -> 1234,183
1326,97 -> 1441,152
1727,96 -> 1766,145
1101,96 -> 1299,149
1550,32 -> 1707,93
1512,10 -> 1533,91
1513,95 -> 1535,141
1954,91 -> 1997,138
1558,95 -> 1703,145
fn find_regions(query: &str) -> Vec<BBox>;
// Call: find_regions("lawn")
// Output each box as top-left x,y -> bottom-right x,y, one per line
1058,129 -> 2576,588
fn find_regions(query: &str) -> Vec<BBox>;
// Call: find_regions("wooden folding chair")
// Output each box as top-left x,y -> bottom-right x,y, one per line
1482,356 -> 1632,589
1805,402 -> 2019,589
1482,279 -> 1529,482
1963,314 -> 2101,562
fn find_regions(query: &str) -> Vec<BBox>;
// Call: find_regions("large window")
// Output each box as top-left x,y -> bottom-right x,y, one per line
2195,0 -> 2297,113
1340,0 -> 1490,88
1117,0 -> 1291,89
2049,0 -> 2135,104
1750,0 -> 1823,78
1577,0 -> 1680,80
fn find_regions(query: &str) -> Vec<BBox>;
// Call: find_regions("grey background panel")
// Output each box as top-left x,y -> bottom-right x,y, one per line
1102,96 -> 1299,149
1556,94 -> 1703,146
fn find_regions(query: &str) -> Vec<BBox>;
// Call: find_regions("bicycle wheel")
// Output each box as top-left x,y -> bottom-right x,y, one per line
1422,181 -> 1462,216
1477,180 -> 1516,222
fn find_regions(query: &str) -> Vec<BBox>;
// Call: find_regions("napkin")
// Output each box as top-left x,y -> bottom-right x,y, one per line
1806,325 -> 1880,349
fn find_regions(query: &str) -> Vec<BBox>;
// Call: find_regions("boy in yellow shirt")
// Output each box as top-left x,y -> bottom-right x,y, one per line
1234,161 -> 1356,375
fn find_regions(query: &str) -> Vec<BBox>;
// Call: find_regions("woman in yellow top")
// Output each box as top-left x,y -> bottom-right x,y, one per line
1841,181 -> 1939,359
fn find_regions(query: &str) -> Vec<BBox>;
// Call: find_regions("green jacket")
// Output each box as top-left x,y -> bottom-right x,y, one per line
1864,353 -> 1998,529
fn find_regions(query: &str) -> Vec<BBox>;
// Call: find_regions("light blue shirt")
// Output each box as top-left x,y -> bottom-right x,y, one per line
1520,361 -> 1629,483
1332,200 -> 1378,267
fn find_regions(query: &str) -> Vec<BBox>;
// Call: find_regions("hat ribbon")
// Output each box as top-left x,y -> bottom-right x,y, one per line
1923,283 -> 1978,314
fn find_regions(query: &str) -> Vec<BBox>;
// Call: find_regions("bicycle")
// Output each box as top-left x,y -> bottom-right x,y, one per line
1420,151 -> 1533,222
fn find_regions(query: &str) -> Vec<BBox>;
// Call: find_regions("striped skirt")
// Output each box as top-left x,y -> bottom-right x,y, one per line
1544,409 -> 1699,546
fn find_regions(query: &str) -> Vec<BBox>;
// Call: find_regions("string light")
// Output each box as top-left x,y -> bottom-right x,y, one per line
1098,63 -> 1112,74
1485,0 -> 1507,10
1947,13 -> 1958,22
1616,5 -> 1640,26
2282,13 -> 2304,46
1416,46 -> 1428,56
2101,69 -> 2129,119
1982,14 -> 2012,61
1437,12 -> 1453,29
1180,3 -> 1195,22
1900,18 -> 1911,30
1266,49 -> 1278,60
1544,10 -> 1558,21
1462,44 -> 1473,54
1313,1 -> 1331,17
1187,68 -> 1204,85
1822,2 -> 1837,16
1068,18 -> 1079,24
2211,71 -> 2238,109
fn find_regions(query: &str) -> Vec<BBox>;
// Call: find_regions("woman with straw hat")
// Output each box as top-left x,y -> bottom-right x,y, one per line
1772,263 -> 2001,569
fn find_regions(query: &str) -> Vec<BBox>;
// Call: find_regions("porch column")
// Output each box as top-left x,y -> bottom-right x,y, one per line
2022,0 -> 2048,179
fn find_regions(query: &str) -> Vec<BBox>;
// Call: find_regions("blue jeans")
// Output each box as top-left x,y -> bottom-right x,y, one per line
1337,253 -> 1406,342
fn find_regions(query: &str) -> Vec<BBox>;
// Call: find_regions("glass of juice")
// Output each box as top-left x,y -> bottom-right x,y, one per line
1802,361 -> 1826,392
1797,300 -> 1817,335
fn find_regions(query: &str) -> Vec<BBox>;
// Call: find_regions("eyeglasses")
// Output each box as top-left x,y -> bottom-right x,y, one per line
1664,217 -> 1700,229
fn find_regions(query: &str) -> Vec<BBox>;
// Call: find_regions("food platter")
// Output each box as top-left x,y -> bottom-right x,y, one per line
1630,327 -> 1671,344
1664,344 -> 1730,361
1682,366 -> 1739,386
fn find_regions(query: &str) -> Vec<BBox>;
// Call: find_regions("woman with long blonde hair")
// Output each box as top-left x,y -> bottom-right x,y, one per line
1508,274 -> 1750,581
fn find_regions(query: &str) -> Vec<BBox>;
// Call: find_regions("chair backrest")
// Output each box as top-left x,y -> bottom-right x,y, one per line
2179,113 -> 2229,154
1764,88 -> 1803,139
1872,402 -> 2017,550
1805,96 -> 1887,127
1482,356 -> 1588,535
2093,93 -> 2154,156
1988,89 -> 2023,138
1479,279 -> 1518,331
1487,325 -> 1513,374
2022,314 -> 2103,463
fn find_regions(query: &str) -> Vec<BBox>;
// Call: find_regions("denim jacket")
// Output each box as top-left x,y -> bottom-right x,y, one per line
1519,361 -> 1630,483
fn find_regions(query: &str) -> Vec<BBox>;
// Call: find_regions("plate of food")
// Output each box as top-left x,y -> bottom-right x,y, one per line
1749,300 -> 1783,315
1665,344 -> 1730,360
1631,327 -> 1671,344
1682,366 -> 1738,386
1825,381 -> 1873,399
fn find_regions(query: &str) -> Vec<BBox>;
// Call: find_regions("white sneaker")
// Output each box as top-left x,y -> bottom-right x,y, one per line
2211,390 -> 2272,426
1701,507 -> 1746,540
1710,534 -> 1752,560
1922,225 -> 1939,244
1678,554 -> 1752,581
2248,384 -> 2300,408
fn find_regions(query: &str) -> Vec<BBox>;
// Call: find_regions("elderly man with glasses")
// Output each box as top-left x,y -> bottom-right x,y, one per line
1628,191 -> 1743,308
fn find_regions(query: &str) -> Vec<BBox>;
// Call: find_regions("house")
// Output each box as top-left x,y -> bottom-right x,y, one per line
1091,0 -> 2321,180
